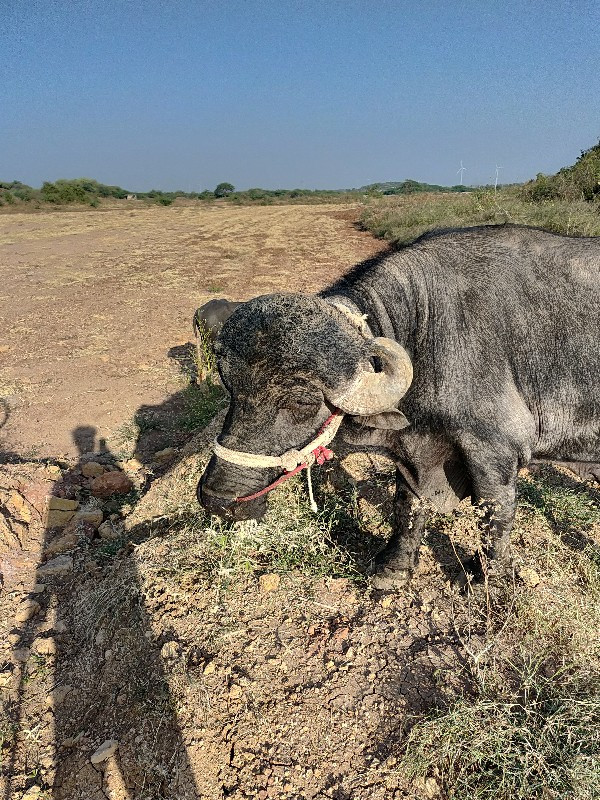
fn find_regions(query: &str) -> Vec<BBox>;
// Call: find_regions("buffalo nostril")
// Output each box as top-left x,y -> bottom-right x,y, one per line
197,479 -> 236,517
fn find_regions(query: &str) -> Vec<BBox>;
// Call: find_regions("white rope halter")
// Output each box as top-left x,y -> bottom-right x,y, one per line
214,410 -> 344,473
213,412 -> 344,512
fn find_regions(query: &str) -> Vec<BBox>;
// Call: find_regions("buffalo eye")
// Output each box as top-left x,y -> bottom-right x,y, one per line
280,397 -> 320,422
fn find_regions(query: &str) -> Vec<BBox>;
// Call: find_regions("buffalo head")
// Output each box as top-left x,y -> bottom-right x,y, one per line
197,293 -> 412,520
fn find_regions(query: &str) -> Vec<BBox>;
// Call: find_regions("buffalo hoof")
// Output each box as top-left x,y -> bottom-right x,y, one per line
454,555 -> 513,594
369,564 -> 413,591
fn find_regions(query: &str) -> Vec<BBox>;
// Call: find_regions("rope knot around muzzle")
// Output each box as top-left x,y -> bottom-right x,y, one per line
211,411 -> 344,511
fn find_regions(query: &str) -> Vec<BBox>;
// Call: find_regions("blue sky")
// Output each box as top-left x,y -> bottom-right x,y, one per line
1,1 -> 599,191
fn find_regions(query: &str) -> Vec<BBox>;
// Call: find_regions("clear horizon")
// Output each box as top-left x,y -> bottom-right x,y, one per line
2,1 -> 599,192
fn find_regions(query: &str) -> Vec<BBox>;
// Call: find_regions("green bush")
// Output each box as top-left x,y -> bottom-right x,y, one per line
214,182 -> 235,198
41,180 -> 87,204
522,140 -> 600,203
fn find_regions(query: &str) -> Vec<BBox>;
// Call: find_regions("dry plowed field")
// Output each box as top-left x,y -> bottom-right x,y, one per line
0,204 -> 384,458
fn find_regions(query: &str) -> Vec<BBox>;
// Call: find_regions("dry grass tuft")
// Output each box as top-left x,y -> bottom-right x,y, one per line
360,189 -> 600,245
398,468 -> 600,799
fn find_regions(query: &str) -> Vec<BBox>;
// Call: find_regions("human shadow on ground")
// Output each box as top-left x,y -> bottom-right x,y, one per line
3,421 -> 201,798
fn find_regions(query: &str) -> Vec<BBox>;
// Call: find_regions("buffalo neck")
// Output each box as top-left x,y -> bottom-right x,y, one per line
320,252 -> 423,358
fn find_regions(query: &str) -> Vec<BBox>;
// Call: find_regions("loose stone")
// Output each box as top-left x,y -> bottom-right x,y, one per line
90,739 -> 119,764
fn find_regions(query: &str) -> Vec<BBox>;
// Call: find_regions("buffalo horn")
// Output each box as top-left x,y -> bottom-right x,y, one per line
327,337 -> 413,416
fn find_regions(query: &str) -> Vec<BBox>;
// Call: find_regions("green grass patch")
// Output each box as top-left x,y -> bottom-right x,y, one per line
397,467 -> 600,799
178,382 -> 227,432
151,488 -> 363,587
402,656 -> 600,800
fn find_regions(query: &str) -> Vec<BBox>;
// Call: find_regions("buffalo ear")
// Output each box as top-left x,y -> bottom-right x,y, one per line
353,409 -> 411,430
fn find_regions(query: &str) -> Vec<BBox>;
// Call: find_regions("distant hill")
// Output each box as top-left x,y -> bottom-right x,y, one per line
359,179 -> 472,195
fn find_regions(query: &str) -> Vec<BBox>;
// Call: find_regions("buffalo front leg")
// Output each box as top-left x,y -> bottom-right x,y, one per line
461,457 -> 519,584
370,474 -> 429,590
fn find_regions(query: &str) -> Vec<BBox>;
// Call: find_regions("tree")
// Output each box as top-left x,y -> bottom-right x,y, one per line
214,182 -> 235,198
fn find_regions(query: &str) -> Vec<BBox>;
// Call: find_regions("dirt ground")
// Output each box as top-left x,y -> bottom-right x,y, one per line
0,432 -> 470,800
0,203 -> 385,459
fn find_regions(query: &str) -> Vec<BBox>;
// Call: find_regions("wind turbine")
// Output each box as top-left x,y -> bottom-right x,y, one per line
457,160 -> 467,185
494,164 -> 503,191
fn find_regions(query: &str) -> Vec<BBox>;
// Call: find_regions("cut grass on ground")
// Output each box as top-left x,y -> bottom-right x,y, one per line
399,468 -> 600,800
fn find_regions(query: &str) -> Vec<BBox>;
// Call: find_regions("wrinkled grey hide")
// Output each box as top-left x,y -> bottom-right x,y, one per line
198,225 -> 600,589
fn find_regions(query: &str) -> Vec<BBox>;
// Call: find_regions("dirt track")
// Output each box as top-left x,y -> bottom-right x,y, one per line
0,203 -> 385,459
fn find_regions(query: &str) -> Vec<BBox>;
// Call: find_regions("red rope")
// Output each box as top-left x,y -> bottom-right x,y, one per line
235,463 -> 306,503
234,411 -> 341,504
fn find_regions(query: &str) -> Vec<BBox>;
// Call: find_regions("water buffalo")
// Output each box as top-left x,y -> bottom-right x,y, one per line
193,298 -> 243,381
193,298 -> 243,342
197,225 -> 600,589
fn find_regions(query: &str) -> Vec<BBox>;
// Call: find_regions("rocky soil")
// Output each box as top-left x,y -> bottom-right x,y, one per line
1,419 -> 477,800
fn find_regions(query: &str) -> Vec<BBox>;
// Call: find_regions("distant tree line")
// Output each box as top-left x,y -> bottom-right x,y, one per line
360,179 -> 472,195
4,146 -> 598,210
0,176 -> 482,209
0,178 -> 366,208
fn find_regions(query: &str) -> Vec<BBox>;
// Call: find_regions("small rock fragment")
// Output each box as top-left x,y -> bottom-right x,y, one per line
331,626 -> 349,647
47,684 -> 73,706
154,447 -> 177,463
21,786 -> 41,799
424,776 -> 441,798
48,497 -> 79,511
12,648 -> 30,663
72,509 -> 104,528
44,531 -> 78,558
91,472 -> 134,499
31,583 -> 46,594
46,508 -> 77,528
90,738 -> 119,764
46,497 -> 79,527
36,554 -> 73,578
519,567 -> 541,587
228,684 -> 243,700
259,573 -> 280,593
15,600 -> 41,624
61,737 -> 77,748
123,458 -> 143,472
0,671 -> 13,689
161,640 -> 180,660
97,521 -> 119,540
203,660 -> 216,676
32,636 -> 57,656
81,462 -> 106,478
